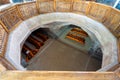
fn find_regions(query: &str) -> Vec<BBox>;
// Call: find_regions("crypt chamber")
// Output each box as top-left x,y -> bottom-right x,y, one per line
0,0 -> 120,80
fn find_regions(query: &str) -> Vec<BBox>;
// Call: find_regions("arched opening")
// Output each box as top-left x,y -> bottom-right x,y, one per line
21,23 -> 103,71
5,13 -> 117,70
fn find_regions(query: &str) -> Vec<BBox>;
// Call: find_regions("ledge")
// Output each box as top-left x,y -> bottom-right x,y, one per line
0,71 -> 119,80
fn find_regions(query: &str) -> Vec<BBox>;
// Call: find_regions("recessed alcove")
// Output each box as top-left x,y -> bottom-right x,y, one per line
20,23 -> 103,71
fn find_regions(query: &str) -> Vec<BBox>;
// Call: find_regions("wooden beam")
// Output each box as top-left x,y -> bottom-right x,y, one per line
107,64 -> 120,71
0,71 -> 118,80
54,0 -> 56,12
117,38 -> 120,63
0,56 -> 16,70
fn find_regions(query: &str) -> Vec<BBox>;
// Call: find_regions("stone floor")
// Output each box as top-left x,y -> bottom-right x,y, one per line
27,39 -> 101,71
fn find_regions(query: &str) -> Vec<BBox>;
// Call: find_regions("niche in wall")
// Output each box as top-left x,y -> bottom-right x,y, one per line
21,28 -> 49,67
